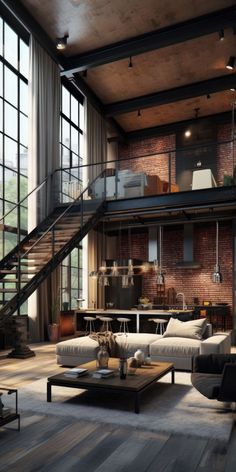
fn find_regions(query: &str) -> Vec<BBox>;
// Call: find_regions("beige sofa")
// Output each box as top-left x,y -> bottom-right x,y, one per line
56,319 -> 231,371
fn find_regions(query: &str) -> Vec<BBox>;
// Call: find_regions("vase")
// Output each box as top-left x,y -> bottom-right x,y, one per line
97,344 -> 109,369
119,358 -> 127,379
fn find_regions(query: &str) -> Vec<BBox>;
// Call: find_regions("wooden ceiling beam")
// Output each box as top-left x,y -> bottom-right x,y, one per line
104,74 -> 236,117
61,6 -> 236,76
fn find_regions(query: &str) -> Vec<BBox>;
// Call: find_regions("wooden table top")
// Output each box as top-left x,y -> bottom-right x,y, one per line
48,358 -> 174,392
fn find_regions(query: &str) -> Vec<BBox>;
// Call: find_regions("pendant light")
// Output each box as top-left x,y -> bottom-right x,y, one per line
122,227 -> 134,287
157,226 -> 165,285
212,221 -> 222,283
98,221 -> 110,286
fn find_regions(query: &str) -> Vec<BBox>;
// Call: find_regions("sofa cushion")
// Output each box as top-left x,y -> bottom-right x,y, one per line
115,333 -> 161,357
163,317 -> 207,340
150,337 -> 201,358
56,336 -> 99,358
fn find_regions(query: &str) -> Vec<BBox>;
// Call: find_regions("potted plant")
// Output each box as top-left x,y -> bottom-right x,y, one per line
48,289 -> 61,342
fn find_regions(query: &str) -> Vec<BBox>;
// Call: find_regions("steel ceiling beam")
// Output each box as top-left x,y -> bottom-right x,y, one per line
61,6 -> 236,76
104,74 -> 236,117
125,111 -> 232,140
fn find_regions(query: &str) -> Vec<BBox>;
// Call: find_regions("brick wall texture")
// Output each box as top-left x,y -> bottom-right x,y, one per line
117,125 -> 234,324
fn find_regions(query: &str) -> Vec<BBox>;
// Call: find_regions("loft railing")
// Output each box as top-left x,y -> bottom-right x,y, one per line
58,136 -> 236,204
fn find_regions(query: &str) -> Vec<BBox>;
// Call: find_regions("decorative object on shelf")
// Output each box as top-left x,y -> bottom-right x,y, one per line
212,221 -> 222,284
134,349 -> 145,367
127,356 -> 138,375
97,343 -> 109,369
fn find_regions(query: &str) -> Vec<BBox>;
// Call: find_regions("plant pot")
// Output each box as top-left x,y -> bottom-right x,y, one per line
47,323 -> 60,342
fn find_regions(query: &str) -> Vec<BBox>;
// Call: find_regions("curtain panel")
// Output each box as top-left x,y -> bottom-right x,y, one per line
86,101 -> 108,309
28,36 -> 60,341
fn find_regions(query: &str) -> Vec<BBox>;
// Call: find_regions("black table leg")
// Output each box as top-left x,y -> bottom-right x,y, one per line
135,393 -> 140,414
47,381 -> 52,402
171,369 -> 175,384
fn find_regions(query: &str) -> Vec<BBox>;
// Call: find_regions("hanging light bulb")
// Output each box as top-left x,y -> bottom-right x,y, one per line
99,260 -> 107,274
127,258 -> 134,276
157,226 -> 165,285
111,260 -> 119,276
212,221 -> 222,283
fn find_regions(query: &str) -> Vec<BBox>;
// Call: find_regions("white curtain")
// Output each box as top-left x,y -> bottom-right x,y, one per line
86,100 -> 107,180
86,100 -> 108,308
28,36 -> 60,341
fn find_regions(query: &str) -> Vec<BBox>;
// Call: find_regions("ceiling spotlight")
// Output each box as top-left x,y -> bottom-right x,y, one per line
56,34 -> 69,51
184,129 -> 191,138
219,29 -> 224,41
226,56 -> 236,70
128,56 -> 133,68
230,88 -> 236,92
137,109 -> 141,117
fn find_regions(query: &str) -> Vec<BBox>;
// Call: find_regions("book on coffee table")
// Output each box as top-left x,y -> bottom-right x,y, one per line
92,369 -> 115,379
64,368 -> 88,378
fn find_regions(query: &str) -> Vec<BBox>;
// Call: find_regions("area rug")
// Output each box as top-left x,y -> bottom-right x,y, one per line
17,371 -> 233,441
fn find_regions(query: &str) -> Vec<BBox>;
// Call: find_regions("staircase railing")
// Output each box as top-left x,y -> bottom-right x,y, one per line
0,167 -> 110,319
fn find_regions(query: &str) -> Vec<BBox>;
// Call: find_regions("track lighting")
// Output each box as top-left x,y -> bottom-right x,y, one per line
226,56 -> 236,70
219,29 -> 224,41
56,34 -> 69,51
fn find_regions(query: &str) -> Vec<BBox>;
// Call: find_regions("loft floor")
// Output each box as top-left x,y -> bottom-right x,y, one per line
0,343 -> 236,471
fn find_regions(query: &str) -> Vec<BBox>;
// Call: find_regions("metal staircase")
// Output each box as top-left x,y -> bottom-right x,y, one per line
0,172 -> 107,325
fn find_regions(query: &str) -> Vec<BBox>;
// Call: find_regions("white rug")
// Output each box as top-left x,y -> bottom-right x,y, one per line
18,372 -> 233,441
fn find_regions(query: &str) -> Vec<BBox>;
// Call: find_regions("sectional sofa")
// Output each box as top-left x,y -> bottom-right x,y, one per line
56,318 -> 231,371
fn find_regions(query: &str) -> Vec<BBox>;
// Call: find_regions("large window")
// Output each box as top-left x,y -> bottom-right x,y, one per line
0,16 -> 29,312
60,84 -> 84,202
60,84 -> 84,310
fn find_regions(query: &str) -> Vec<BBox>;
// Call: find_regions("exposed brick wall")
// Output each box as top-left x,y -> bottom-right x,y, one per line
119,222 -> 232,316
119,135 -> 176,184
119,124 -> 235,188
117,126 -> 233,328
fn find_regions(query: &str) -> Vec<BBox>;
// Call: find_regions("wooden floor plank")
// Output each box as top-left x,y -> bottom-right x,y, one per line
0,342 -> 235,472
146,435 -> 207,472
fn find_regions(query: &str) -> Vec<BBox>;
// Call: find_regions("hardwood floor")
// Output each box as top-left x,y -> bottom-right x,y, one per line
1,343 -> 236,472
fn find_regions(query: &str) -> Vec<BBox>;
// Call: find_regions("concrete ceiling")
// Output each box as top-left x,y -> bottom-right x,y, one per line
20,0 -> 236,134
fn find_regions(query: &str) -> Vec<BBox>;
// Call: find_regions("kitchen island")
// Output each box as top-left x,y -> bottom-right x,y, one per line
76,309 -> 194,333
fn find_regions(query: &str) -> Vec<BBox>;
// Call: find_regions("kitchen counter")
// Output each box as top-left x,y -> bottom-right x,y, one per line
78,309 -> 194,333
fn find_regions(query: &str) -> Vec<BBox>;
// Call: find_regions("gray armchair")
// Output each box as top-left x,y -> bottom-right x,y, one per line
191,354 -> 236,402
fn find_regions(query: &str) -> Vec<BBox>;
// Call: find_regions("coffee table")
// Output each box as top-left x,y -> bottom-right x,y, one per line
47,359 -> 174,414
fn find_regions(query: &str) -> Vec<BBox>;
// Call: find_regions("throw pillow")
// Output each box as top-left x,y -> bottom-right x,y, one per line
163,317 -> 207,340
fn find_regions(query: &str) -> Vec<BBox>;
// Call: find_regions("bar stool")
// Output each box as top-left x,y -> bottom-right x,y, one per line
117,317 -> 131,333
99,316 -> 113,332
148,318 -> 168,335
83,316 -> 96,334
